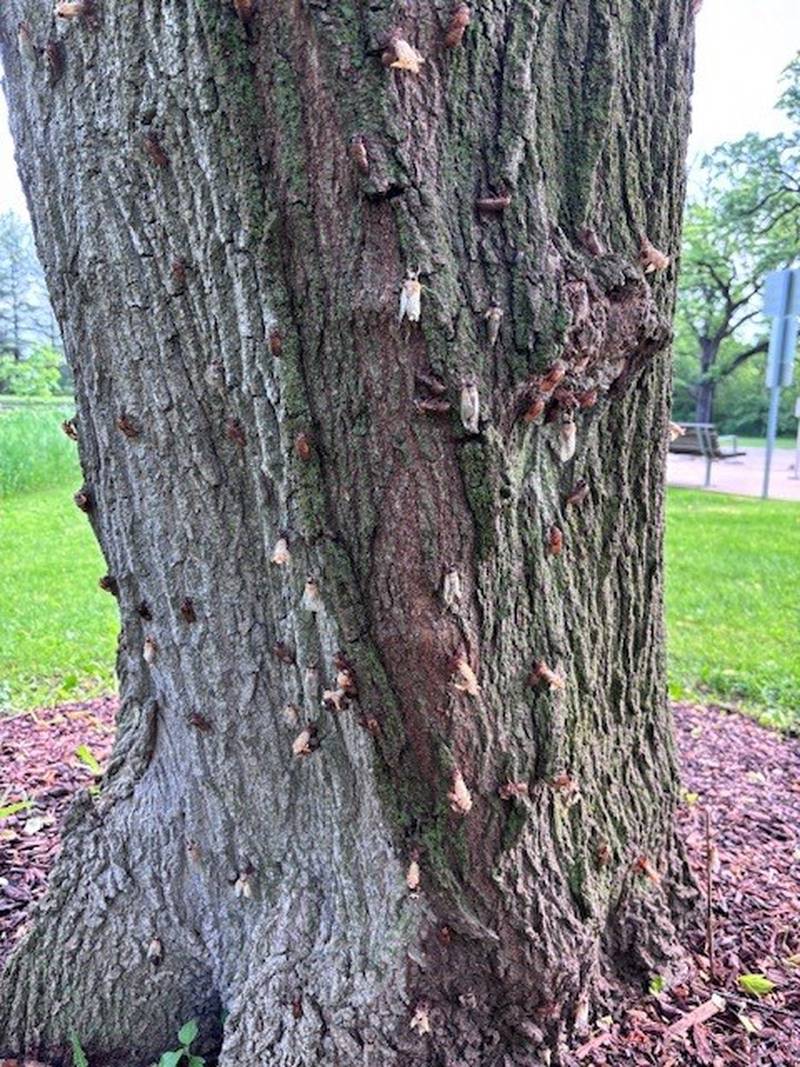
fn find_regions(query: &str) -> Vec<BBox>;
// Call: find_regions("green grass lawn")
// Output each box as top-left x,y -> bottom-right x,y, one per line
735,435 -> 795,450
0,398 -> 77,496
0,486 -> 117,711
665,489 -> 800,728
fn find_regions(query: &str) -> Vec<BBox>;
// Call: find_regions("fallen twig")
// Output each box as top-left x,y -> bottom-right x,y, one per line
710,989 -> 796,1018
574,1029 -> 613,1060
665,994 -> 726,1038
705,807 -> 715,980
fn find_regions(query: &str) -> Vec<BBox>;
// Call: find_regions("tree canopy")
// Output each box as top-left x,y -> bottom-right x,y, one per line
672,53 -> 800,432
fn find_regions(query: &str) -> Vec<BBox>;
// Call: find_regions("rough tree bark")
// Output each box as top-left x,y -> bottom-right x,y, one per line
1,1 -> 696,1064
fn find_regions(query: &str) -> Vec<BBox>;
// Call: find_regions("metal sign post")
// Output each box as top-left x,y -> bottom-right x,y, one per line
762,268 -> 800,499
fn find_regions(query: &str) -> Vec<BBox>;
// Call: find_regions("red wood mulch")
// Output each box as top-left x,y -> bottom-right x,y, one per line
1,699 -> 799,1064
0,698 -> 116,961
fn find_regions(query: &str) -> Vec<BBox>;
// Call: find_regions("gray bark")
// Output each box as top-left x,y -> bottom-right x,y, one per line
0,1 -> 696,1064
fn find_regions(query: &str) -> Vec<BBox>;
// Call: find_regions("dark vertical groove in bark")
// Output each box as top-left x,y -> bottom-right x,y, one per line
1,1 -> 695,1064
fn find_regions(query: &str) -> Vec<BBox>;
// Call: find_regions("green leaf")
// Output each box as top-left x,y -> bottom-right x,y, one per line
738,973 -> 776,998
177,1019 -> 198,1048
187,1056 -> 205,1067
0,800 -> 32,820
75,744 -> 102,776
158,1050 -> 183,1067
648,975 -> 666,995
70,1029 -> 89,1067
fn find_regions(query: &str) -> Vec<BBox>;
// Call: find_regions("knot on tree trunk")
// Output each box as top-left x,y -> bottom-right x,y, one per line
513,254 -> 670,431
565,263 -> 671,380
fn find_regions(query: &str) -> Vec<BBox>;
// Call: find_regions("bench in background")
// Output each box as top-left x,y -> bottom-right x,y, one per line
669,423 -> 746,459
669,422 -> 746,487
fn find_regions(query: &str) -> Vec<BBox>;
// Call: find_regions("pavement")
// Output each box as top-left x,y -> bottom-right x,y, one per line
667,445 -> 800,501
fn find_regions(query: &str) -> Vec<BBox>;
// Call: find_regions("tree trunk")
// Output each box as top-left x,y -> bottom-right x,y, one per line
695,339 -> 717,424
0,2 -> 696,1064
695,379 -> 715,424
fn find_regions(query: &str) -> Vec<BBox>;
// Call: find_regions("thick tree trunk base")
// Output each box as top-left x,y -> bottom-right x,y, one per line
1,790 -> 695,1066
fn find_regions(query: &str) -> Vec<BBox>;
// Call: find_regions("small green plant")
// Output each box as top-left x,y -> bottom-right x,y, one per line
70,1029 -> 88,1067
75,744 -> 102,776
737,973 -> 776,998
0,799 -> 32,820
648,974 -> 666,996
158,1019 -> 205,1067
67,1021 -> 205,1067
75,745 -> 103,794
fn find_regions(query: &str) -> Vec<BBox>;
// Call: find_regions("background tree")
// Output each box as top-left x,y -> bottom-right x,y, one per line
673,54 -> 800,429
0,210 -> 59,363
0,2 -> 695,1065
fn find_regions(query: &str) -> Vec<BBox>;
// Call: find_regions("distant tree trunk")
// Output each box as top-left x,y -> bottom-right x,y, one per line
695,338 -> 717,424
0,2 -> 696,1064
0,212 -> 44,359
695,378 -> 716,424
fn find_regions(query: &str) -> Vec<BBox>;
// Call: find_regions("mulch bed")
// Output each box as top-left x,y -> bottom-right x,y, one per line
1,699 -> 799,1064
571,703 -> 800,1065
0,698 -> 116,962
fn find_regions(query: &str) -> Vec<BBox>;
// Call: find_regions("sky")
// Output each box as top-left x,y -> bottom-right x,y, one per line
1,0 -> 799,218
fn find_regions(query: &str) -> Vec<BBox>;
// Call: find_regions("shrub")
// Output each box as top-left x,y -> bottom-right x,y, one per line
0,344 -> 63,398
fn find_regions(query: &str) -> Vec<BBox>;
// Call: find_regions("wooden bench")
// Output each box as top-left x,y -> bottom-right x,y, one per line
669,423 -> 746,460
668,422 -> 746,488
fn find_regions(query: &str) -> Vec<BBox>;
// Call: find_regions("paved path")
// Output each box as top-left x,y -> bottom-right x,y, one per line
667,445 -> 800,501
